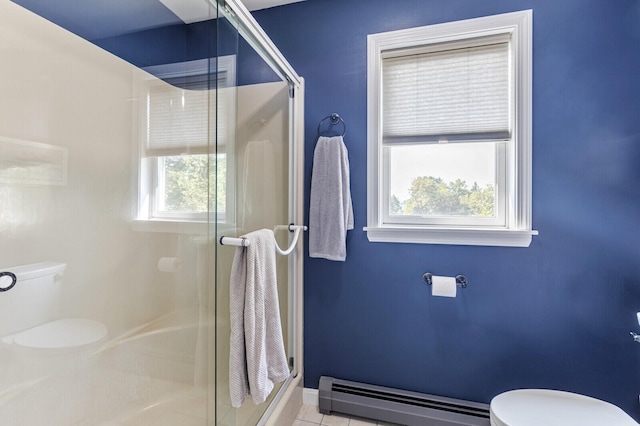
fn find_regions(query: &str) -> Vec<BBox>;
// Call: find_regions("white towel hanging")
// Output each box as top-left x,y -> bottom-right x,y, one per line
229,229 -> 289,407
309,135 -> 354,261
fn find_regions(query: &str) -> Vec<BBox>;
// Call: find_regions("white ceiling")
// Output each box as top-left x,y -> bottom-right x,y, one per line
158,0 -> 304,24
242,0 -> 305,11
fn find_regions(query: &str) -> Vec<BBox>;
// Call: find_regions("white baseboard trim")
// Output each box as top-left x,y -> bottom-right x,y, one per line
302,388 -> 319,406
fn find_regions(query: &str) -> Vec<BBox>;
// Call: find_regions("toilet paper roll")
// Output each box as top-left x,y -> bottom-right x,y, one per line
157,257 -> 183,273
431,275 -> 457,297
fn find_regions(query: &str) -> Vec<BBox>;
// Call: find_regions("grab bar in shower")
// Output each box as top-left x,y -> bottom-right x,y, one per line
219,224 -> 307,256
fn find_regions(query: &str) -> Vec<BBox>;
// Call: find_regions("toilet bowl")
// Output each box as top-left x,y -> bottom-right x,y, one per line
2,318 -> 108,355
490,389 -> 638,426
0,262 -> 109,377
2,318 -> 108,377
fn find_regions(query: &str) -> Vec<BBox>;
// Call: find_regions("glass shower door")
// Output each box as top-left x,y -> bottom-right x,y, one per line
0,0 -> 302,424
214,4 -> 299,424
0,1 -> 222,424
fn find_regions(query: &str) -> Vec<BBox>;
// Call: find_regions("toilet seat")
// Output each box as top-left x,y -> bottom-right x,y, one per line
2,318 -> 108,354
490,389 -> 638,426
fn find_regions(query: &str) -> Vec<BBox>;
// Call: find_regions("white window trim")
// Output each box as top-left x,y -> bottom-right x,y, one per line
133,56 -> 237,233
381,143 -> 508,228
365,10 -> 537,247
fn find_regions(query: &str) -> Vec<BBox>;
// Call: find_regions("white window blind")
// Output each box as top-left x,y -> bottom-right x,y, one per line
382,41 -> 511,144
144,71 -> 229,157
146,84 -> 209,155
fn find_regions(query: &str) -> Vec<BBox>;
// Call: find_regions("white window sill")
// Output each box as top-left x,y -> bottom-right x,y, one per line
364,226 -> 538,247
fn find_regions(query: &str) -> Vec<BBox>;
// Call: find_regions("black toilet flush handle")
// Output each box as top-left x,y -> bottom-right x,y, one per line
0,271 -> 17,292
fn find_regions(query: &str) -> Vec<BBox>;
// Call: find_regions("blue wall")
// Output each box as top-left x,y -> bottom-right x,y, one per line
94,19 -> 279,87
252,0 -> 640,418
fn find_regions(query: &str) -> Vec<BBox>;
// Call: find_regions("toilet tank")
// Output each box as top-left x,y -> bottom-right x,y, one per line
0,262 -> 67,337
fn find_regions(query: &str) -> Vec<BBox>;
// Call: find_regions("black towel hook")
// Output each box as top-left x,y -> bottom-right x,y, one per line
317,113 -> 346,138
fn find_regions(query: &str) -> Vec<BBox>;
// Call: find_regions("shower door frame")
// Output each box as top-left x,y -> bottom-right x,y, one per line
216,1 -> 305,424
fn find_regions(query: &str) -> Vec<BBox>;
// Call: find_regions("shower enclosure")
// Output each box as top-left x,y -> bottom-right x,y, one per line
0,0 -> 304,424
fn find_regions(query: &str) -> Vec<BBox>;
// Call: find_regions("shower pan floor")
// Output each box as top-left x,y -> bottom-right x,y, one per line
0,362 -> 209,426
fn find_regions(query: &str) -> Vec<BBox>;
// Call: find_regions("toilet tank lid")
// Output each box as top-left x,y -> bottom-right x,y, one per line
1,262 -> 67,281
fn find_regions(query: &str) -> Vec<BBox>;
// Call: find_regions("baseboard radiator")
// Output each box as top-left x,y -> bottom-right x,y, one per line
318,376 -> 491,426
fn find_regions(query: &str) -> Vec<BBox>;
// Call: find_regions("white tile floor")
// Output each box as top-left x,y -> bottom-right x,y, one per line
294,404 -> 402,426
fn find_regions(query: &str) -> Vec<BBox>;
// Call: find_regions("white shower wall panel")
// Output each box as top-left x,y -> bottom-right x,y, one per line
0,0 -> 177,337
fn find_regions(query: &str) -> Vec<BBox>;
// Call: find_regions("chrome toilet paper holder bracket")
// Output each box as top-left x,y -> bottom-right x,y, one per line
422,272 -> 468,288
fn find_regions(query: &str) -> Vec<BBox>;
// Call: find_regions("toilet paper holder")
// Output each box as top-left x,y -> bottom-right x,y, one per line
422,273 -> 468,288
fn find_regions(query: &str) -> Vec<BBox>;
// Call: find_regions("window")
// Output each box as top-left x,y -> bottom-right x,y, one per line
365,10 -> 537,247
135,57 -> 236,230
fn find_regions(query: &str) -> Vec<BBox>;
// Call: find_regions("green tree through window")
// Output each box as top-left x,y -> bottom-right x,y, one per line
162,154 -> 226,215
397,176 -> 494,217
